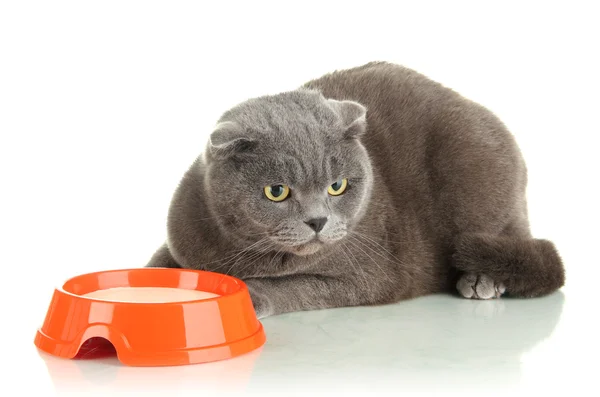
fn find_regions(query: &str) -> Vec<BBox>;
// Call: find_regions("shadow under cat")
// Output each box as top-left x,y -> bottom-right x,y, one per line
38,291 -> 564,396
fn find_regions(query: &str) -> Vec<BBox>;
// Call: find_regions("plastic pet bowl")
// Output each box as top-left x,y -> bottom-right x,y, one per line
34,268 -> 266,366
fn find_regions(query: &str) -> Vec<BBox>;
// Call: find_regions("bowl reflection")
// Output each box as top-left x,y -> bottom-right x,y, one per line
39,345 -> 263,396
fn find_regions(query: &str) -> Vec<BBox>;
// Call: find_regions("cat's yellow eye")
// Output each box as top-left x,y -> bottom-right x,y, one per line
264,184 -> 290,202
328,178 -> 348,196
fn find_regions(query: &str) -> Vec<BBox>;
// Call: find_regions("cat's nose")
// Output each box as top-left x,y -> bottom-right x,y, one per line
304,217 -> 328,233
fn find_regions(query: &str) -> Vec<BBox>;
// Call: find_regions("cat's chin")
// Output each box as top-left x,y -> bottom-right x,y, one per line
288,241 -> 324,256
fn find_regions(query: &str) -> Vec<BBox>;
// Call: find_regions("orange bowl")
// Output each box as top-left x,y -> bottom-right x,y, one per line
34,268 -> 266,367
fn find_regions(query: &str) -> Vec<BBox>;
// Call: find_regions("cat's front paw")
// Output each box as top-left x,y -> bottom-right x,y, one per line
245,279 -> 274,319
457,273 -> 506,299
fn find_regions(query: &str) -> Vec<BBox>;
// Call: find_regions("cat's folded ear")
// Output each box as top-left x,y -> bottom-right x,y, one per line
327,99 -> 367,139
207,121 -> 256,160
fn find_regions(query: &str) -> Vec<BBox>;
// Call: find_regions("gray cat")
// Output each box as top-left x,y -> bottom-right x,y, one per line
146,61 -> 565,318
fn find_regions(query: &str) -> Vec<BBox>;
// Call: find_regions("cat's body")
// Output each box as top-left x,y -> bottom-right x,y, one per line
147,62 -> 565,318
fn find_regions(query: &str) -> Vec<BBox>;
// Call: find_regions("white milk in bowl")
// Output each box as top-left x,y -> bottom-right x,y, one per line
82,287 -> 220,303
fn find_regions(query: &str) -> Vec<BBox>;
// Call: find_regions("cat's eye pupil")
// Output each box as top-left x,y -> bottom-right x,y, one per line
331,181 -> 342,191
270,185 -> 284,197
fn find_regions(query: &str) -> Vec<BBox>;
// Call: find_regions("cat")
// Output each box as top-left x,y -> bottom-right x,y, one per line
146,61 -> 565,318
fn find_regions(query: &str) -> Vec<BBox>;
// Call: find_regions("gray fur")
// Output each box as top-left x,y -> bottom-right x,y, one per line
146,62 -> 565,318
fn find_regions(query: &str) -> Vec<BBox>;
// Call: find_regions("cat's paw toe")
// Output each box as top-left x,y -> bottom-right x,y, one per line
457,273 -> 505,299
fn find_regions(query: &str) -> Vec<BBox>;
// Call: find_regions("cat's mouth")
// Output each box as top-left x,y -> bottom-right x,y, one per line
271,232 -> 347,256
270,227 -> 347,256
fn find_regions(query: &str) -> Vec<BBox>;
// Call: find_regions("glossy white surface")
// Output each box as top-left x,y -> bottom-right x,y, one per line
24,282 -> 596,396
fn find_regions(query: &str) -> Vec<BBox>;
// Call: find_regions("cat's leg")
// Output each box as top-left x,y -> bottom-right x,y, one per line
145,243 -> 181,268
245,275 -> 390,319
452,233 -> 564,299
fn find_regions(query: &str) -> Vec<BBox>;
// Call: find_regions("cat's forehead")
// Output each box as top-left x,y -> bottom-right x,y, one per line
221,89 -> 339,138
215,89 -> 360,184
248,135 -> 352,187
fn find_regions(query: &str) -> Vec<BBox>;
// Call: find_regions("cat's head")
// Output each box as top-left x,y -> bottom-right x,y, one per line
203,89 -> 373,256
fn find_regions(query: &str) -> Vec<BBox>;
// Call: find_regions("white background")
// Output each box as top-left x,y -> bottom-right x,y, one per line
1,1 -> 598,396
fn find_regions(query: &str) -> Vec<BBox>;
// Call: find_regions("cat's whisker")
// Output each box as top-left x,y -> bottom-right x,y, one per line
229,245 -> 272,272
236,229 -> 273,237
192,246 -> 256,269
350,233 -> 422,282
266,248 -> 285,270
242,232 -> 272,237
350,231 -> 412,259
338,242 -> 370,292
352,234 -> 425,245
227,243 -> 277,277
350,233 -> 429,280
226,238 -> 275,268
238,249 -> 275,274
351,227 -> 428,244
227,241 -> 273,269
348,235 -> 420,285
345,236 -> 394,284
209,248 -> 255,271
359,235 -> 432,280
209,239 -> 276,289
212,238 -> 271,272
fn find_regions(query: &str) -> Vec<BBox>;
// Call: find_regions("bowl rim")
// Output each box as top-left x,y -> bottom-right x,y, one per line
56,267 -> 249,306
